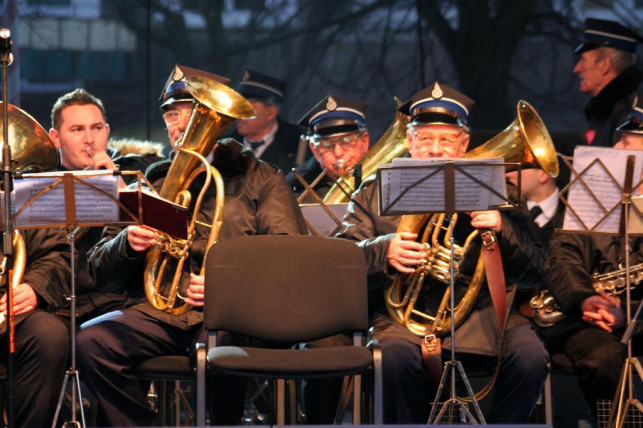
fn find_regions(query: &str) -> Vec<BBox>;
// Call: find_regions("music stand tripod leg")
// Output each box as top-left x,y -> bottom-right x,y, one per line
427,215 -> 486,424
51,231 -> 86,428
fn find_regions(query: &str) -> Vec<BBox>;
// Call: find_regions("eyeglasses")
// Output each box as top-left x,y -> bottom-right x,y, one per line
411,131 -> 463,151
162,109 -> 192,125
312,133 -> 363,154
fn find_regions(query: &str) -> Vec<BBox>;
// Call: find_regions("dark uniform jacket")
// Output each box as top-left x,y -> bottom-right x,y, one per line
2,228 -> 72,332
229,117 -> 303,173
336,175 -> 545,355
54,143 -> 165,323
88,139 -> 307,330
542,233 -> 643,346
584,66 -> 642,147
285,156 -> 336,203
546,234 -> 643,320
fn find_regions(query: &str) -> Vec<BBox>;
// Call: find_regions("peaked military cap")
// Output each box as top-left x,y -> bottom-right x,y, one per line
159,64 -> 231,110
298,95 -> 367,138
575,18 -> 643,54
617,94 -> 643,134
235,70 -> 286,104
398,82 -> 474,127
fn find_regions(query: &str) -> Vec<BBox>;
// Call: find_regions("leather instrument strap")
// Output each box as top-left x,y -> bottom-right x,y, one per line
466,230 -> 506,401
420,230 -> 507,401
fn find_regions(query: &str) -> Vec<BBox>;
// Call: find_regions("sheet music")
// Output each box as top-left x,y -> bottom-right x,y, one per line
300,203 -> 348,236
563,146 -> 643,233
379,157 -> 506,215
11,171 -> 120,227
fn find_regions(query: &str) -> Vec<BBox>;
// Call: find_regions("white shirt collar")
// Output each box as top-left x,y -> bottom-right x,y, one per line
527,188 -> 559,227
243,122 -> 279,158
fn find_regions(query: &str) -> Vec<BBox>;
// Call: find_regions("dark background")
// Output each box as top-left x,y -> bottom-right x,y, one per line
5,0 -> 643,155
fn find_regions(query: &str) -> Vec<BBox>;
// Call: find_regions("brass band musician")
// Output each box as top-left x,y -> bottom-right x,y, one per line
75,65 -> 306,426
336,82 -> 549,424
542,94 -> 643,418
286,95 -> 369,202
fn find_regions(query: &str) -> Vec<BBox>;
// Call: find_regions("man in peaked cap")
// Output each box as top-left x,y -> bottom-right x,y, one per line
574,18 -> 643,147
76,64 -> 306,426
159,64 -> 231,109
336,82 -> 548,424
286,95 -> 370,203
229,69 -> 303,173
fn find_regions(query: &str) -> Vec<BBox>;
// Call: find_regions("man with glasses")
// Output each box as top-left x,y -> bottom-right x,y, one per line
76,64 -> 307,426
286,95 -> 369,202
336,82 -> 548,424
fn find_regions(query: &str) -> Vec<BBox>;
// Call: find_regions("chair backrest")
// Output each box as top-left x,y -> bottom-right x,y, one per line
204,235 -> 368,343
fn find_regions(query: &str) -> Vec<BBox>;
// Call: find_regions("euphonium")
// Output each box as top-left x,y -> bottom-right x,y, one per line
385,100 -> 559,336
0,103 -> 58,331
143,76 -> 255,316
322,98 -> 410,203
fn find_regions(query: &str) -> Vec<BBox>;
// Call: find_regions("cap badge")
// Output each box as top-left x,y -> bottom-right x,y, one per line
326,96 -> 337,111
431,83 -> 443,99
172,65 -> 184,82
243,70 -> 250,81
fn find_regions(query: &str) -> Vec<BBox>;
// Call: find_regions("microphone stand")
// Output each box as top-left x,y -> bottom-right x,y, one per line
0,28 -> 15,428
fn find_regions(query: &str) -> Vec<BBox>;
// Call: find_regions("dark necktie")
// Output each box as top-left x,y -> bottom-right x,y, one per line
529,204 -> 543,219
249,140 -> 264,152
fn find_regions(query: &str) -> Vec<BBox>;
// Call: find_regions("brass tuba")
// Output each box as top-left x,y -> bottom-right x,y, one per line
322,98 -> 410,203
0,103 -> 58,330
385,100 -> 558,337
143,76 -> 255,316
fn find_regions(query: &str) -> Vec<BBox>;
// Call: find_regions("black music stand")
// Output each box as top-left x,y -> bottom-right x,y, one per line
378,157 -> 516,424
9,170 -> 183,428
557,147 -> 643,428
291,166 -> 359,236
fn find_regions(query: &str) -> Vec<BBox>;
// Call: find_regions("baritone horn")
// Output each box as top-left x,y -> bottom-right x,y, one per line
144,76 -> 255,316
385,100 -> 558,337
0,103 -> 58,331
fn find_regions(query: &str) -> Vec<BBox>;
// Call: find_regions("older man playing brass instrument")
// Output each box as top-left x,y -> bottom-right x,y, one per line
76,65 -> 306,426
337,82 -> 549,424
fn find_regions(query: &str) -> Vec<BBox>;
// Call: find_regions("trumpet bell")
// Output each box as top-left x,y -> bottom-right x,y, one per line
0,102 -> 58,173
465,100 -> 559,178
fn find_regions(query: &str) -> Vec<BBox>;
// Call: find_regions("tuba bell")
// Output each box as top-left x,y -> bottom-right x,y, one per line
143,76 -> 255,316
385,100 -> 558,337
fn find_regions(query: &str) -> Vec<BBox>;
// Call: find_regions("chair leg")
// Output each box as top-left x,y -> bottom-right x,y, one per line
196,343 -> 206,426
276,379 -> 286,425
353,374 -> 362,424
544,370 -> 553,425
286,379 -> 299,424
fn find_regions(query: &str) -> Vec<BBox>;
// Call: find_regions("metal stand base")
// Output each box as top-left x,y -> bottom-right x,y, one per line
51,231 -> 86,428
427,214 -> 486,425
52,368 -> 86,428
428,359 -> 486,424
608,357 -> 643,428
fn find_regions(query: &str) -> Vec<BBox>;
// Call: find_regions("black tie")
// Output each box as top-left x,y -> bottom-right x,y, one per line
529,204 -> 543,219
249,140 -> 264,151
